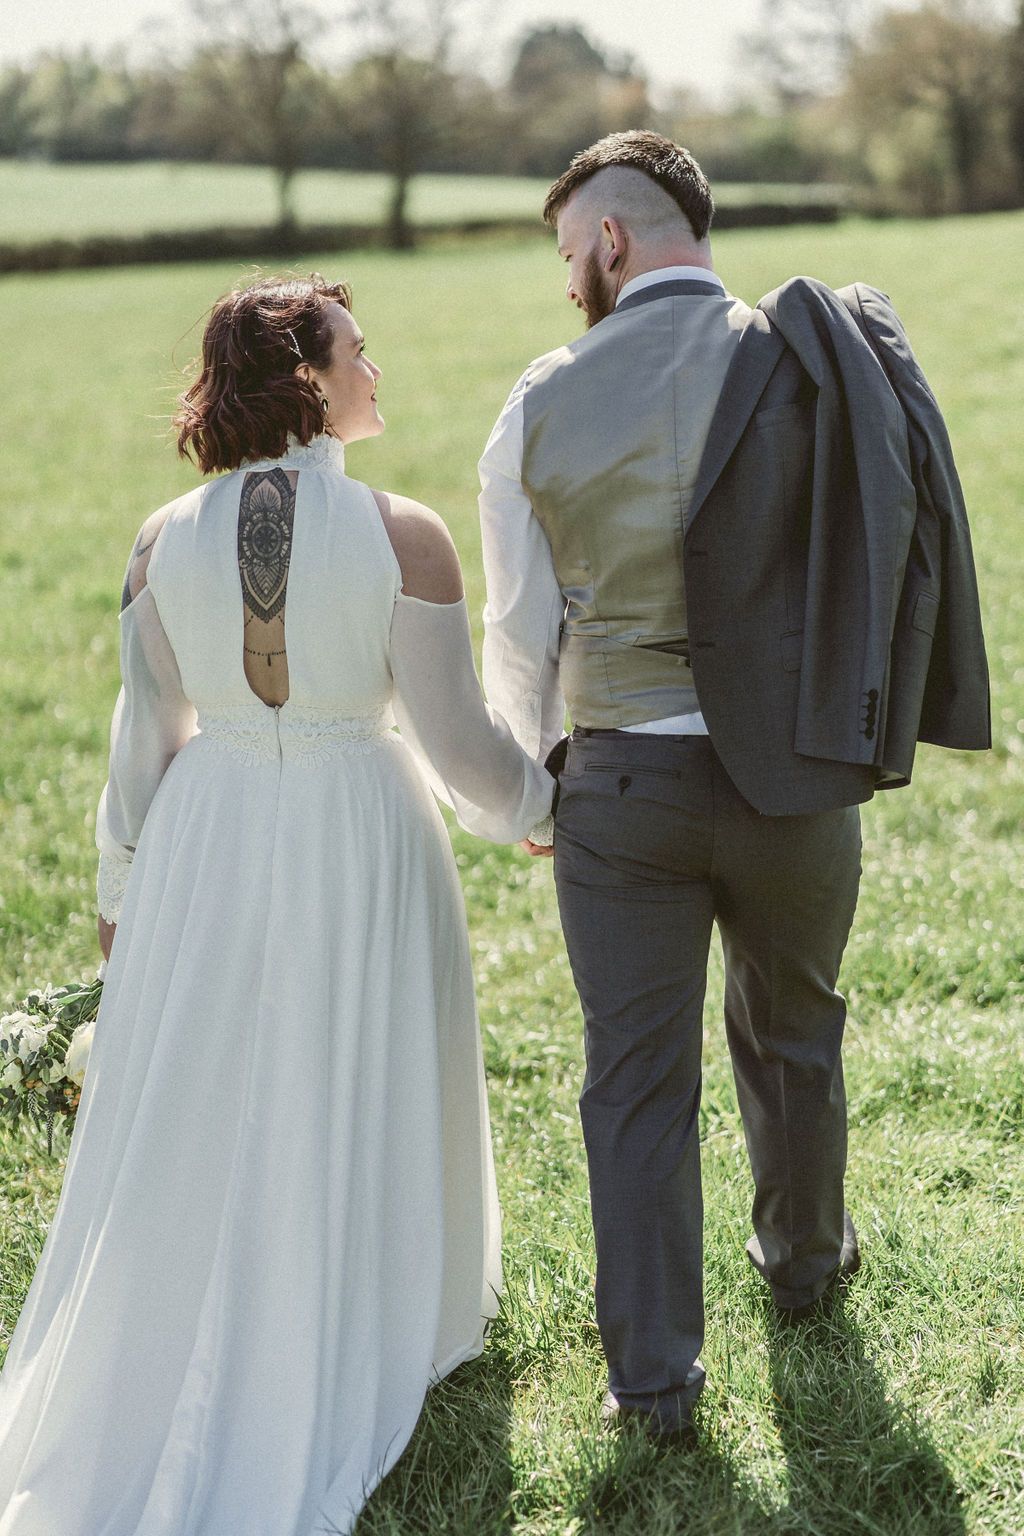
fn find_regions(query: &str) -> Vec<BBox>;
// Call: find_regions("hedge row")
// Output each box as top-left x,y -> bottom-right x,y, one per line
0,204 -> 841,274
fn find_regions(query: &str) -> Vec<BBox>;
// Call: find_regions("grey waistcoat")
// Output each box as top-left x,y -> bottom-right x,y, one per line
522,284 -> 749,728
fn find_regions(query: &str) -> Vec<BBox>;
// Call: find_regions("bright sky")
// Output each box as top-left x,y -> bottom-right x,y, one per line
0,0 -> 766,105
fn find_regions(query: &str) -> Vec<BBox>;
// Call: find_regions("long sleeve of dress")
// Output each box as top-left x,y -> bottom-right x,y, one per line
95,587 -> 197,922
389,593 -> 555,845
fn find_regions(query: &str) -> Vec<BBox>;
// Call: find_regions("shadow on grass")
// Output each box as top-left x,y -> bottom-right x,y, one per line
764,1293 -> 966,1536
571,1422 -> 759,1536
353,1350 -> 514,1534
571,1292 -> 966,1536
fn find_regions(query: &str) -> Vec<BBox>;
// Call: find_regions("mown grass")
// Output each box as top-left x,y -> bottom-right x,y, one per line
1,213 -> 1022,1534
0,158 -> 843,244
0,161 -> 553,241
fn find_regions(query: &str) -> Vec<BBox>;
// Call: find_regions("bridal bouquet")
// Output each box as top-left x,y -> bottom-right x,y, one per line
0,976 -> 103,1155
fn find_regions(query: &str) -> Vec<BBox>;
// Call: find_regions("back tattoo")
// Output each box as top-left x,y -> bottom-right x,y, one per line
238,468 -> 295,625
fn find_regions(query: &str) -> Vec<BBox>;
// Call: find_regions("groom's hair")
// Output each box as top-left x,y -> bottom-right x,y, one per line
543,130 -> 714,242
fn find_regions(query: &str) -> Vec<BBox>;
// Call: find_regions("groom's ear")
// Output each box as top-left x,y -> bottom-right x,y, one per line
601,217 -> 627,273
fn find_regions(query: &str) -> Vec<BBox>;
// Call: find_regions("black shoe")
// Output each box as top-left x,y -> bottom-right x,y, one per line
600,1386 -> 699,1448
747,1210 -> 861,1322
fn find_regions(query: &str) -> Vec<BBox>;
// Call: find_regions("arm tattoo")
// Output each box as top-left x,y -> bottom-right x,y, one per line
238,469 -> 295,622
120,532 -> 159,612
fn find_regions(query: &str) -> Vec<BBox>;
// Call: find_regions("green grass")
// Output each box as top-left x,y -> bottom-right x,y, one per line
1,213 -> 1022,1534
0,158 -> 844,244
0,161 -> 553,241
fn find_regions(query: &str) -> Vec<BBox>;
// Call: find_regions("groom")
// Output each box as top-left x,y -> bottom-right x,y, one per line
477,131 -> 989,1438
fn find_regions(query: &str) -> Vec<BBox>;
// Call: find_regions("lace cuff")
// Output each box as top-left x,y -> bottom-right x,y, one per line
97,853 -> 132,924
527,814 -> 554,847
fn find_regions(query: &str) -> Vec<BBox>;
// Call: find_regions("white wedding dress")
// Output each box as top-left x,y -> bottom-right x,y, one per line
0,435 -> 553,1536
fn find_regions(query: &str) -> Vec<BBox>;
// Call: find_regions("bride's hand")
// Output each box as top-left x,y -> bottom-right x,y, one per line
98,915 -> 116,960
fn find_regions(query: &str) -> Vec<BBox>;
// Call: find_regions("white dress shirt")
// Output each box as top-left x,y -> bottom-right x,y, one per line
478,266 -> 726,763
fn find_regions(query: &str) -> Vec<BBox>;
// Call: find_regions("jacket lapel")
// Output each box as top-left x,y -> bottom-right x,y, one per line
686,309 -> 785,534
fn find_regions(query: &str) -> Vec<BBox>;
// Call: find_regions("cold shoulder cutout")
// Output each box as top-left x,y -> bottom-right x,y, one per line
120,504 -> 176,611
371,489 -> 464,604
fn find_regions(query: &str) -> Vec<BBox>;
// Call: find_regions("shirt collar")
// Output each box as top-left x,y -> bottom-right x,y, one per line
616,265 -> 725,308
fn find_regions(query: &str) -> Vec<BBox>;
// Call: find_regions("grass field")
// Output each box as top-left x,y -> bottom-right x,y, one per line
0,213 -> 1022,1533
0,159 -> 843,243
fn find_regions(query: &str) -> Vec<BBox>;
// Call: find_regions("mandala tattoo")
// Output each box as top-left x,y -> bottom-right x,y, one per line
238,469 -> 295,623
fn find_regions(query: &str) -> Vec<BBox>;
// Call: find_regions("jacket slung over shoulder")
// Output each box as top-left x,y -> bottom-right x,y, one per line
757,276 -> 990,790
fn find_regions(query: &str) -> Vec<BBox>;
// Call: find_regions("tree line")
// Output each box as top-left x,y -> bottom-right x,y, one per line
2,0 -> 1022,241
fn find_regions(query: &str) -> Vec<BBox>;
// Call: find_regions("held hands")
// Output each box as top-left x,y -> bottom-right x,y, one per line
521,786 -> 561,860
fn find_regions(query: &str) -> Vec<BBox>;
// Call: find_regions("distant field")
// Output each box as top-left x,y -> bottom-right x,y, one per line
0,159 -> 843,243
1,215 -> 1021,1534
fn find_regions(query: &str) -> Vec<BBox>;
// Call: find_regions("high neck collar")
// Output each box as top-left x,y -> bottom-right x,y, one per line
242,433 -> 347,473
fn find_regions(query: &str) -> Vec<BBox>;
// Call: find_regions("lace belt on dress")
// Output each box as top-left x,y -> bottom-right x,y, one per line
194,704 -> 392,766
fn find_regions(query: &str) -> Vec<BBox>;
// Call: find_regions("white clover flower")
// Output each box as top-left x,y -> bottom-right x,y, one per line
63,1021 -> 96,1088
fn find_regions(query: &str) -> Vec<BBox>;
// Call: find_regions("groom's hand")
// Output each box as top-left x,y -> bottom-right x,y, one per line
519,838 -> 554,857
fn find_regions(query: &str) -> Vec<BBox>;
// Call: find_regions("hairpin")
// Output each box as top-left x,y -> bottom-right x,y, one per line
284,328 -> 303,359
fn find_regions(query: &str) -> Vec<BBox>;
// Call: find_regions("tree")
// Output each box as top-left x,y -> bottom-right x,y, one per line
188,0 -> 326,228
842,2 -> 1010,213
20,51 -> 142,162
740,0 -> 867,108
1008,0 -> 1024,195
504,23 -> 652,176
344,0 -> 473,250
0,66 -> 37,156
509,23 -> 611,97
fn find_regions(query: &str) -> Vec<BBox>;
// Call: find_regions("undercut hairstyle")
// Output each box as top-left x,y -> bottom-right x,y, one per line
173,274 -> 353,475
543,130 -> 715,242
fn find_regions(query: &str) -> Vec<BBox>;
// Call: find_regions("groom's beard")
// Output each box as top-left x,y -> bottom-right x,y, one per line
579,252 -> 616,329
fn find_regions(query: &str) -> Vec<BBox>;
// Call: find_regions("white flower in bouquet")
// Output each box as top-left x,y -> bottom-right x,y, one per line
63,1020 -> 96,1089
1,1010 -> 35,1041
1,973 -> 102,1152
0,1011 -> 54,1062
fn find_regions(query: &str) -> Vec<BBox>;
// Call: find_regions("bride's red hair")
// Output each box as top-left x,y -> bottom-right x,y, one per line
173,274 -> 353,474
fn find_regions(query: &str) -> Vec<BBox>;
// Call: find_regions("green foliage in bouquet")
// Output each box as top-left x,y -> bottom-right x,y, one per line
0,980 -> 102,1155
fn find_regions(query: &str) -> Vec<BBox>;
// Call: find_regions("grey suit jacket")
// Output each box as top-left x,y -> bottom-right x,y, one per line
836,282 -> 991,767
676,275 -> 989,816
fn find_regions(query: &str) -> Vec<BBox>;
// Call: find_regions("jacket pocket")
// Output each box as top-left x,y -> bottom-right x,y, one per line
754,401 -> 807,429
583,762 -> 681,780
911,591 -> 939,637
780,630 -> 803,673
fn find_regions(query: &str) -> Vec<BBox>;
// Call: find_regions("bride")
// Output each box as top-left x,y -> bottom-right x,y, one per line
0,274 -> 554,1535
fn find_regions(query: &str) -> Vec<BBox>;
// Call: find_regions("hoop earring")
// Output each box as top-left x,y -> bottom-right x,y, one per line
320,395 -> 330,415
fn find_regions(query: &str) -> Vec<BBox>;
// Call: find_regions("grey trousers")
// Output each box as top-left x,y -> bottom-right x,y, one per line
552,729 -> 862,1425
